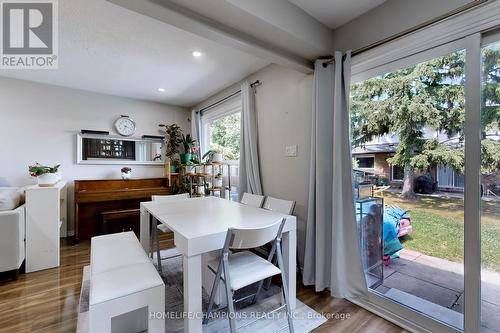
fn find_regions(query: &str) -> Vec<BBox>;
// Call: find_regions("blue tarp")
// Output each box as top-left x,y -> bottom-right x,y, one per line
383,206 -> 410,255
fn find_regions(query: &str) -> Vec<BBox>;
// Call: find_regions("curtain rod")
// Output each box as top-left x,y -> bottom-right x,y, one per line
321,0 -> 488,67
197,80 -> 261,114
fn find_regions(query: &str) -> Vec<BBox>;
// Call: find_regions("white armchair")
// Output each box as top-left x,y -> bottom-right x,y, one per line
0,204 -> 25,279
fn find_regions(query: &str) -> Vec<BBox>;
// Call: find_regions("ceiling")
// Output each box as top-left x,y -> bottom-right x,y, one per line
0,0 -> 269,107
0,0 -> 391,106
288,0 -> 387,29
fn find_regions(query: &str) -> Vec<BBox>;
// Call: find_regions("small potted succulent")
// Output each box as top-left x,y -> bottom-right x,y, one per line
29,163 -> 61,187
213,172 -> 223,188
121,167 -> 132,180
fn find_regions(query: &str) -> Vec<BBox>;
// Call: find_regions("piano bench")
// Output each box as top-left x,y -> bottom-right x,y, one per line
101,208 -> 140,234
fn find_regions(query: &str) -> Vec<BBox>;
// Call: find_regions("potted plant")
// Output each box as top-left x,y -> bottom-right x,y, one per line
202,150 -> 223,163
195,164 -> 205,174
204,182 -> 212,196
121,167 -> 132,180
180,134 -> 196,164
185,161 -> 196,174
29,163 -> 61,187
159,123 -> 182,172
213,172 -> 223,188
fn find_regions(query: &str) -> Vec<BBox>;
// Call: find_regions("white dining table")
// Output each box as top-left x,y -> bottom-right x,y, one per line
139,196 -> 297,333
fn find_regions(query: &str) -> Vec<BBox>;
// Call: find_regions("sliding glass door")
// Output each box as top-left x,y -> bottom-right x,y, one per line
351,46 -> 466,331
480,34 -> 500,333
350,30 -> 500,333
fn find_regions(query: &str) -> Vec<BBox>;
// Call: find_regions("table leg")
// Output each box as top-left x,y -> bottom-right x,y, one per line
282,229 -> 297,310
139,206 -> 150,252
184,254 -> 203,333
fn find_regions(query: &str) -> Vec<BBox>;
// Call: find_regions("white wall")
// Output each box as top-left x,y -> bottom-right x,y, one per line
0,77 -> 190,235
333,0 -> 473,52
195,64 -> 313,265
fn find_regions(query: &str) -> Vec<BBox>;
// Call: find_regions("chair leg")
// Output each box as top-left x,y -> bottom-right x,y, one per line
223,258 -> 236,333
252,279 -> 264,304
276,243 -> 294,333
204,259 -> 223,325
264,255 -> 277,290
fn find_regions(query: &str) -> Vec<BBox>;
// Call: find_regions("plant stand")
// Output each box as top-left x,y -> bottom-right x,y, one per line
180,162 -> 232,199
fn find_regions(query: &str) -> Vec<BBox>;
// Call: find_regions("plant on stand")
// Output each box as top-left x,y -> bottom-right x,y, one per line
28,163 -> 61,187
202,150 -> 223,163
185,160 -> 196,174
180,134 -> 196,164
213,172 -> 223,188
159,123 -> 182,172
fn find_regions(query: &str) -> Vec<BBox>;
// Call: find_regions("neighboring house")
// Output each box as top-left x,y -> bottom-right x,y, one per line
352,133 -> 465,192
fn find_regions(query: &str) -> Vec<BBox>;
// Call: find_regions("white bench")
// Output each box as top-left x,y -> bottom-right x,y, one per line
89,231 -> 165,333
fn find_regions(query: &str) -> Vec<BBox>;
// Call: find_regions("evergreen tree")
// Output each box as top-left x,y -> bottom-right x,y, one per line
351,47 -> 500,198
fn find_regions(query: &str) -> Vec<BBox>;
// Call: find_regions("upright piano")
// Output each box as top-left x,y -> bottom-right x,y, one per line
74,177 -> 179,240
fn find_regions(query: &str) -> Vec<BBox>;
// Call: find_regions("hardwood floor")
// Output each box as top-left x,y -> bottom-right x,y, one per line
0,238 -> 408,333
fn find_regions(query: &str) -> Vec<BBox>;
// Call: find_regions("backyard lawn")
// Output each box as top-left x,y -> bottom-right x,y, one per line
381,192 -> 500,272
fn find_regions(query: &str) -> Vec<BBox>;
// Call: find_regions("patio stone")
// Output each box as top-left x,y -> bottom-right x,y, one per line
481,300 -> 500,332
381,249 -> 500,332
452,295 -> 500,332
374,285 -> 390,294
482,272 -> 500,307
482,327 -> 500,333
382,271 -> 460,309
394,257 -> 464,293
398,249 -> 421,261
450,294 -> 463,313
414,253 -> 464,276
383,263 -> 397,279
384,288 -> 463,330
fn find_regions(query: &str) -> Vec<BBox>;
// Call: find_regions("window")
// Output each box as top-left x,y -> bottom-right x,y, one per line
391,164 -> 404,181
437,165 -> 464,189
354,155 -> 375,169
204,112 -> 241,161
200,96 -> 241,200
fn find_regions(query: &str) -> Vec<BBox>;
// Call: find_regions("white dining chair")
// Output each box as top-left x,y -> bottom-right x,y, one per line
240,192 -> 265,208
204,218 -> 294,333
261,196 -> 298,287
151,193 -> 189,275
262,196 -> 296,215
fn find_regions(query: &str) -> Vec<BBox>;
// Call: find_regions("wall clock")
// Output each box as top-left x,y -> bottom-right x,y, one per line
114,115 -> 136,136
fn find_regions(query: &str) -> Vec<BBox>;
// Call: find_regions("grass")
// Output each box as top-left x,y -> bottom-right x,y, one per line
381,192 -> 500,272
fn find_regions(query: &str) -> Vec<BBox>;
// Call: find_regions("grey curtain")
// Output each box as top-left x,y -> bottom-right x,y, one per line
303,52 -> 368,298
191,109 -> 202,159
191,110 -> 201,142
238,81 -> 263,197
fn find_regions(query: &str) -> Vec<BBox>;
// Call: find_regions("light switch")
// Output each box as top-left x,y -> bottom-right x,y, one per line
285,145 -> 297,157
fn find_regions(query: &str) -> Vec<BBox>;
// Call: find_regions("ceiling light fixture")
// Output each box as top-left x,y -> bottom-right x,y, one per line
192,51 -> 202,57
157,88 -> 166,92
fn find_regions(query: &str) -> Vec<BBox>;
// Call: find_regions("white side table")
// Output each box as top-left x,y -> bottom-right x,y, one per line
25,181 -> 67,273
